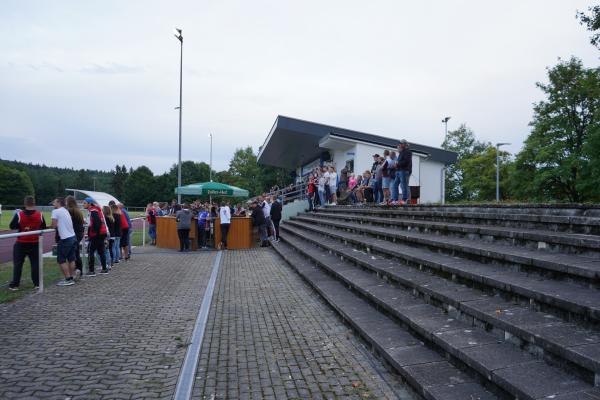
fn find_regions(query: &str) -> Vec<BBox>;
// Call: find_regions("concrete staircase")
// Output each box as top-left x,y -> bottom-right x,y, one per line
272,204 -> 600,400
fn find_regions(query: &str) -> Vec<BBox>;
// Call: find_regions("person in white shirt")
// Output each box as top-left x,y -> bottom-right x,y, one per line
261,196 -> 275,240
51,197 -> 77,286
219,201 -> 231,249
328,166 -> 338,205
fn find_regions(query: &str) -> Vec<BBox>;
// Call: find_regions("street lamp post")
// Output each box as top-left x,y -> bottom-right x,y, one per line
496,142 -> 510,202
174,28 -> 183,204
442,116 -> 451,144
209,133 -> 213,182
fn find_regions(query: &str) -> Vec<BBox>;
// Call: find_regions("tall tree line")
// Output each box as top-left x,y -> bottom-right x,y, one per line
0,147 -> 292,206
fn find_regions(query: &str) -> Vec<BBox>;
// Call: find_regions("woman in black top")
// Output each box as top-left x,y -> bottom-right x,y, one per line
66,196 -> 85,278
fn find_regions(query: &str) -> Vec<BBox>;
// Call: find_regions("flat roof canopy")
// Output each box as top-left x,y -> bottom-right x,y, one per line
65,189 -> 120,207
257,116 -> 457,169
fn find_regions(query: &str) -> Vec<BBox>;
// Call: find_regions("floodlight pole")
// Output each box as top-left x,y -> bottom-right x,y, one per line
496,143 -> 510,202
442,116 -> 451,144
175,28 -> 183,204
209,133 -> 213,182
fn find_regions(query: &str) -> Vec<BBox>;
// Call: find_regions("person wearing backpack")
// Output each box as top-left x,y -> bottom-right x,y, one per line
8,196 -> 46,290
83,197 -> 109,275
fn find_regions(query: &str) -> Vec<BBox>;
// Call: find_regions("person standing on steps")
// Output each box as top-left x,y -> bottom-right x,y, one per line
8,196 -> 46,291
176,203 -> 192,252
219,201 -> 231,250
83,198 -> 109,276
397,139 -> 413,204
270,195 -> 282,242
52,197 -> 77,286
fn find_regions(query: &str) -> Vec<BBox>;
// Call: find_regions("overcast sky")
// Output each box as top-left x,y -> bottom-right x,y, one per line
1,1 -> 598,174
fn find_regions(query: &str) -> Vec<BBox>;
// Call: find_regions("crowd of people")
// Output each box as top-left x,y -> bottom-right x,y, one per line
304,140 -> 413,209
8,196 -> 134,290
143,195 -> 283,251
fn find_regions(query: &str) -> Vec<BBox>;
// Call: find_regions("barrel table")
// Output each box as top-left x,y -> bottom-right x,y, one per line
156,216 -> 255,250
213,217 -> 255,250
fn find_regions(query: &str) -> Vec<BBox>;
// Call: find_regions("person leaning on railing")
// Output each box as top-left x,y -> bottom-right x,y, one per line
51,197 -> 78,286
8,196 -> 46,291
65,195 -> 85,278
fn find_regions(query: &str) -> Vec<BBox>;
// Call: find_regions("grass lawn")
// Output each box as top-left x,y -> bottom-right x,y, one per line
0,257 -> 64,304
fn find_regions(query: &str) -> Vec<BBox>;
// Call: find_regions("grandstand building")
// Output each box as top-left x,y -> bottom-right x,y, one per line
257,116 -> 457,203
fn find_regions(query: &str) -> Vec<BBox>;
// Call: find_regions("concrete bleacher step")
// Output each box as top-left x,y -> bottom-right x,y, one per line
281,223 -> 600,384
313,211 -> 600,257
321,206 -> 600,235
271,240 -> 500,400
285,218 -> 600,325
293,214 -> 600,283
275,233 -> 600,399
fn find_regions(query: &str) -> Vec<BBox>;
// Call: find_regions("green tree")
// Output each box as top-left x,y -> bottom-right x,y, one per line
512,57 -> 600,202
462,147 -> 511,201
0,164 -> 35,205
111,165 -> 129,200
123,166 -> 155,206
73,169 -> 93,190
577,5 -> 600,50
441,124 -> 490,202
227,147 -> 263,196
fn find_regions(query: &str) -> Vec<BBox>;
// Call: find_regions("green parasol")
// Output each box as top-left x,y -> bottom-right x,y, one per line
174,181 -> 249,197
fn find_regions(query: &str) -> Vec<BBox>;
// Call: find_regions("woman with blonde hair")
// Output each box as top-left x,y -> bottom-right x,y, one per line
65,195 -> 85,279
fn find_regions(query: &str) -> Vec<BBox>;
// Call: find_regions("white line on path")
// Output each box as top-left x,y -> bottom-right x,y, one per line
173,251 -> 222,400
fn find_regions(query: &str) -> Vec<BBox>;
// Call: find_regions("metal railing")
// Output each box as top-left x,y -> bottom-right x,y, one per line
0,229 -> 55,293
256,181 -> 309,205
0,217 -> 148,294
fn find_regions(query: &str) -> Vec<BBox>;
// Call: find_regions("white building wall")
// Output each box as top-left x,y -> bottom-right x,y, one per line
419,160 -> 444,203
330,145 -> 357,172
315,141 -> 445,203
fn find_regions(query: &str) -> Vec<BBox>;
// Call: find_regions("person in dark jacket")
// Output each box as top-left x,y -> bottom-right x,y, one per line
8,196 -> 46,290
66,195 -> 85,278
250,201 -> 268,247
396,139 -> 413,203
269,196 -> 282,242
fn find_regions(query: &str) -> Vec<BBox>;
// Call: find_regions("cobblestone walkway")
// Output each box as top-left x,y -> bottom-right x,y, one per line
192,249 -> 415,400
0,248 -> 215,399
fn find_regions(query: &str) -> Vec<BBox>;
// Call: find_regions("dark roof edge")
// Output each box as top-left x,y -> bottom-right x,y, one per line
276,115 -> 457,164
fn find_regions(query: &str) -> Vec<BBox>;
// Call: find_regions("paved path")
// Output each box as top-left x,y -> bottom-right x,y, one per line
0,247 -> 415,399
192,249 -> 414,400
0,247 -> 215,399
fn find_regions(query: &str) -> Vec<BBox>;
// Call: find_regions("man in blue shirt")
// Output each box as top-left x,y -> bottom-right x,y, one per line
197,207 -> 210,249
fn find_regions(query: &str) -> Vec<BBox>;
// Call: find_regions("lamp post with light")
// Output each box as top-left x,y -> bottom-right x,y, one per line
174,28 -> 183,204
496,142 -> 510,202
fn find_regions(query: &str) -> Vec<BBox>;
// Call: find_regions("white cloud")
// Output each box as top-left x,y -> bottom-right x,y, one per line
0,0 -> 598,173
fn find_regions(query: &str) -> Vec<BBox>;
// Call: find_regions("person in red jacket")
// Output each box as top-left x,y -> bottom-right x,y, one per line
8,196 -> 46,290
83,197 -> 109,275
